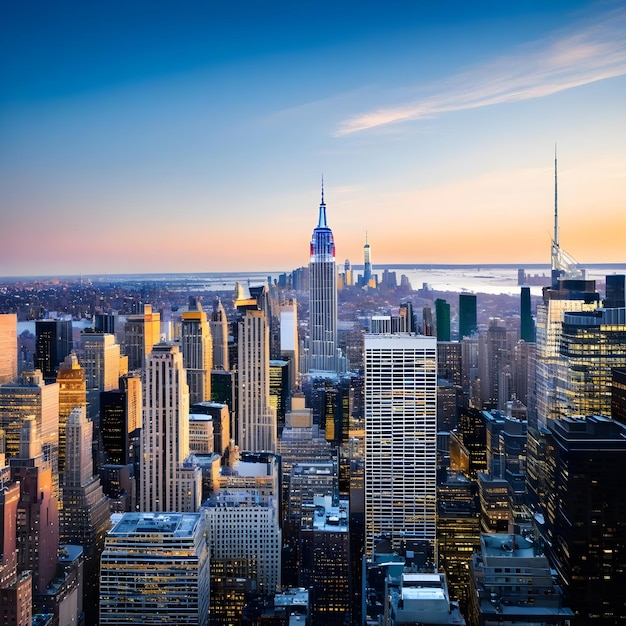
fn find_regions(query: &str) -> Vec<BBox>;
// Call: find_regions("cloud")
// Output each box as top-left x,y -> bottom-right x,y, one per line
336,6 -> 626,136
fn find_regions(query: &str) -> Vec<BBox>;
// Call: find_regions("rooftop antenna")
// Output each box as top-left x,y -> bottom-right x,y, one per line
554,143 -> 558,249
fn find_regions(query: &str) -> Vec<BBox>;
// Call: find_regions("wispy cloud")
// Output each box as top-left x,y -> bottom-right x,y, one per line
336,6 -> 626,136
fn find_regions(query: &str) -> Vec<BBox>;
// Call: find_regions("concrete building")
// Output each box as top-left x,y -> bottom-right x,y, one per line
210,296 -> 230,371
0,313 -> 18,385
123,303 -> 161,371
180,298 -> 213,406
99,512 -> 210,625
364,333 -> 437,555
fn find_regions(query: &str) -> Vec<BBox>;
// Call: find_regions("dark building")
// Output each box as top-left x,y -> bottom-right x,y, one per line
435,298 -> 451,342
520,286 -> 535,342
612,368 -> 626,425
269,360 -> 290,433
537,416 -> 626,622
458,294 -> 477,340
35,318 -> 73,382
455,407 -> 487,480
94,312 -> 118,335
605,274 -> 625,309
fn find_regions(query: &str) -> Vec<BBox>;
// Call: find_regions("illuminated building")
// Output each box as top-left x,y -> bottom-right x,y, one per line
269,359 -> 290,432
123,304 -> 161,371
99,512 -> 209,625
308,183 -> 343,373
364,333 -> 437,555
180,298 -> 213,405
56,352 -> 86,473
612,368 -> 626,425
210,296 -> 230,371
190,401 -> 230,457
140,343 -> 201,513
0,313 -> 18,384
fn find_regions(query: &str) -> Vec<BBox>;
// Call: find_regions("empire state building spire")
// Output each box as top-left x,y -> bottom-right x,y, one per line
308,180 -> 343,372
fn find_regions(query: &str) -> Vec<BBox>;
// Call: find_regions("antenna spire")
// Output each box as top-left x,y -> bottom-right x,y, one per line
554,143 -> 558,247
321,175 -> 325,205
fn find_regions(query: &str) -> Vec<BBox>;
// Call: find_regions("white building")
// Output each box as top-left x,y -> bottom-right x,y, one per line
364,332 -> 437,555
100,512 -> 210,625
140,343 -> 201,513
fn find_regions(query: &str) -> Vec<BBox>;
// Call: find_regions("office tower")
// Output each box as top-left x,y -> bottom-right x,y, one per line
380,268 -> 397,290
188,413 -> 214,454
99,512 -> 210,626
458,293 -> 477,340
299,495 -> 351,625
399,301 -> 415,333
477,318 -> 514,411
210,296 -> 230,371
437,340 -> 462,386
60,407 -> 110,624
35,317 -> 72,382
9,417 -> 59,596
362,232 -> 373,287
437,379 -> 463,432
467,533 -> 572,625
180,298 -> 213,406
0,371 -> 59,493
140,343 -> 201,513
437,472 -> 480,613
190,401 -> 230,456
364,333 -> 437,555
237,302 -> 276,452
344,258 -> 353,287
612,368 -> 626,425
451,407 -> 487,479
279,298 -> 299,392
537,416 -> 626,621
0,479 -> 32,626
56,352 -> 86,473
100,373 -> 141,466
94,312 -> 118,335
513,339 -> 534,407
605,274 -> 626,308
269,359 -> 289,431
308,183 -> 341,372
0,313 -> 18,384
520,286 -> 535,342
206,453 -> 282,619
80,328 -> 125,393
558,308 -> 626,417
435,298 -> 451,341
123,303 -> 161,371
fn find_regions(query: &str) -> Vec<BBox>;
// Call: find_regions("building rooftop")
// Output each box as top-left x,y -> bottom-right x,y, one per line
108,512 -> 202,537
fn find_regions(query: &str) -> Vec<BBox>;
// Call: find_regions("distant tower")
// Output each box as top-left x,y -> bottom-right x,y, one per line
140,344 -> 201,513
309,180 -> 340,372
344,259 -> 353,287
435,298 -> 451,342
364,333 -> 437,555
35,318 -> 72,382
123,304 -> 161,371
280,298 -> 299,392
605,275 -> 626,309
180,298 -> 213,406
458,294 -> 478,340
210,297 -> 230,371
0,313 -> 18,384
363,232 -> 373,287
520,287 -> 535,342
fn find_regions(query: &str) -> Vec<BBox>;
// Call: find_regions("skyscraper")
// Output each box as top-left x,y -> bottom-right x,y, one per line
362,232 -> 373,287
180,298 -> 213,406
210,296 -> 230,371
605,274 -> 626,309
435,298 -> 451,342
458,293 -> 477,340
123,304 -> 161,371
520,286 -> 535,342
308,183 -> 341,372
0,313 -> 18,385
35,318 -> 72,382
364,333 -> 437,555
140,343 -> 201,513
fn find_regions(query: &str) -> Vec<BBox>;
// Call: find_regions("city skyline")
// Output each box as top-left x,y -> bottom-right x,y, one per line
2,1 -> 625,277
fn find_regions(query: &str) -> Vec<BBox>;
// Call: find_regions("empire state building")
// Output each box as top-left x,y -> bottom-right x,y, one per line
308,183 -> 343,372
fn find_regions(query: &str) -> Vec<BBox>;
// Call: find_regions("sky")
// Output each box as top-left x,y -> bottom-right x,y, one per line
1,0 -> 625,277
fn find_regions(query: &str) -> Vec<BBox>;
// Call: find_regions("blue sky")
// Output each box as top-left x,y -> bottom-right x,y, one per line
1,0 -> 625,276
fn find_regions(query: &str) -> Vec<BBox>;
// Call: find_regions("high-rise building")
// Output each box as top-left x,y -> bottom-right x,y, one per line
56,352 -> 86,473
236,288 -> 276,452
477,318 -> 514,411
279,298 -> 299,392
520,286 -> 535,342
189,401 -> 230,457
210,297 -> 230,371
35,318 -> 72,382
140,343 -> 201,513
123,304 -> 161,371
458,294 -> 477,340
0,313 -> 18,384
537,416 -> 626,621
80,329 -> 125,393
9,417 -> 59,596
269,359 -> 290,431
362,232 -> 374,288
99,512 -> 210,625
308,183 -> 341,372
612,368 -> 626,425
364,333 -> 437,555
605,274 -> 625,309
180,298 -> 213,406
435,298 -> 451,342
60,407 -> 111,624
